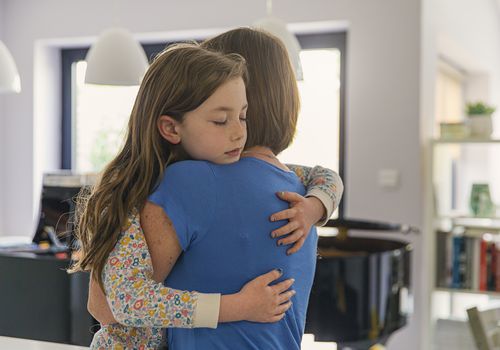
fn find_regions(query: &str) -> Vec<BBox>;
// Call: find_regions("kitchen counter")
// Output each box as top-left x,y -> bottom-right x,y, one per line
0,336 -> 88,350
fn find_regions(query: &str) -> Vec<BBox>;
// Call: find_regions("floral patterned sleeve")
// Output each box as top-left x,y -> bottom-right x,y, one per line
90,211 -> 220,349
286,164 -> 344,226
102,211 -> 200,329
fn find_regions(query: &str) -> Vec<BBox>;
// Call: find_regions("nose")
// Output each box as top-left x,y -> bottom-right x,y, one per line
230,119 -> 245,142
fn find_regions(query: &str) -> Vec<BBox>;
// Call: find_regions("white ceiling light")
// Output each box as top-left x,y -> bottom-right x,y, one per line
84,28 -> 148,86
0,40 -> 21,94
253,0 -> 303,80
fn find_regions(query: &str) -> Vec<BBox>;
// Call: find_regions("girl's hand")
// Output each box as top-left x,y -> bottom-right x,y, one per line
270,192 -> 325,255
219,269 -> 295,323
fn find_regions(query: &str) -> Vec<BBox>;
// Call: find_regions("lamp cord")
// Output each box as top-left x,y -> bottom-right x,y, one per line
112,0 -> 119,26
266,0 -> 273,16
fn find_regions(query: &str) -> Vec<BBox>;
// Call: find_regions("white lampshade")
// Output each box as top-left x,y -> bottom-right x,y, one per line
0,40 -> 21,94
253,16 -> 303,80
85,28 -> 148,86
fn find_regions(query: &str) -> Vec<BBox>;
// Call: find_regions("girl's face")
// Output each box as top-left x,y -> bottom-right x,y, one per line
172,77 -> 248,164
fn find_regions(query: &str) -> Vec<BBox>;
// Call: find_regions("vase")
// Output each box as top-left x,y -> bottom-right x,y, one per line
469,183 -> 495,217
468,114 -> 493,138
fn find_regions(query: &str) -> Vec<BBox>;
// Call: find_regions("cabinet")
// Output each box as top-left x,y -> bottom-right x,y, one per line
431,138 -> 500,348
0,251 -> 94,346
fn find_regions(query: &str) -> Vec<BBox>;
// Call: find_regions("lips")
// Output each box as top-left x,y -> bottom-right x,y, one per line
225,148 -> 242,157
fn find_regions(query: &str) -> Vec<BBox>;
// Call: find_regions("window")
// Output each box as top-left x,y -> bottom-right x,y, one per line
435,59 -> 465,136
61,32 -> 346,217
72,62 -> 139,172
61,44 -> 168,171
280,33 -> 346,218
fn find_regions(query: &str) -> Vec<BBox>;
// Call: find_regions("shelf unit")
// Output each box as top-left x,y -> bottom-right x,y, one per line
435,287 -> 500,298
433,138 -> 500,144
431,138 -> 500,328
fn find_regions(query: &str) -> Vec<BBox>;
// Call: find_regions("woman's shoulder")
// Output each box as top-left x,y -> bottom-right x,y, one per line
156,160 -> 216,193
166,160 -> 214,175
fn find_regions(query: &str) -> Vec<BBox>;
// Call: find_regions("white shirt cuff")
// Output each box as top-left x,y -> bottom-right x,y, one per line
193,292 -> 221,328
306,189 -> 335,227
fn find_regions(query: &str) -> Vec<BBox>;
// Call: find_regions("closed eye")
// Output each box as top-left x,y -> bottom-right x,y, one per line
212,120 -> 227,126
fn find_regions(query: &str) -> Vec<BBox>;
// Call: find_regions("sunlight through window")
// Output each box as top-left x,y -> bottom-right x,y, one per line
73,48 -> 342,192
73,61 -> 139,172
279,49 -> 341,174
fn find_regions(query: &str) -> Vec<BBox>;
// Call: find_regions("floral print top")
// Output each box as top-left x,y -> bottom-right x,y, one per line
287,164 -> 343,224
90,212 -> 198,350
90,164 -> 343,349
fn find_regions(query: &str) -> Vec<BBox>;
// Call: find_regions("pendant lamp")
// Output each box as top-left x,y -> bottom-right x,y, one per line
84,28 -> 148,86
0,40 -> 21,94
253,0 -> 303,80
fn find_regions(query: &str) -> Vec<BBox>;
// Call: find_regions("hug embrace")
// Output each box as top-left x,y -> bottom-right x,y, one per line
70,27 -> 343,349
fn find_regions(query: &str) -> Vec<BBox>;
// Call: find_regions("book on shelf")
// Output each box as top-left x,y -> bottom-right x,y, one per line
451,235 -> 466,289
436,229 -> 500,292
472,238 -> 481,290
496,244 -> 500,292
436,230 -> 452,287
479,239 -> 488,291
488,242 -> 497,291
465,236 -> 475,290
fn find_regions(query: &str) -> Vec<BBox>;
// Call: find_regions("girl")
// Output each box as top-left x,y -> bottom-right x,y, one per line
74,43 -> 342,349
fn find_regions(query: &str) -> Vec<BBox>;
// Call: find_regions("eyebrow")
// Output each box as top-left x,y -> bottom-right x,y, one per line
210,104 -> 248,113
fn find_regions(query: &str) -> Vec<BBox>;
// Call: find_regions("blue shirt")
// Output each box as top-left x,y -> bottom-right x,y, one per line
149,157 -> 318,350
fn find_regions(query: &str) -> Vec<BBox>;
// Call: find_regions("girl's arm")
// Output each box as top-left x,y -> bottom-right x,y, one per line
270,165 -> 344,254
287,164 -> 343,224
99,210 -> 202,328
88,208 -> 294,327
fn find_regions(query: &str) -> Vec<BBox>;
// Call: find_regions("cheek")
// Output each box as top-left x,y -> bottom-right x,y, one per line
189,132 -> 219,153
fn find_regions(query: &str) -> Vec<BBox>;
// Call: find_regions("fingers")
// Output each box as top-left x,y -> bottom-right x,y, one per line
277,230 -> 304,247
275,301 -> 293,315
278,290 -> 296,304
258,268 -> 284,285
286,237 -> 306,256
270,208 -> 296,223
266,302 -> 293,323
276,191 -> 304,204
271,220 -> 300,238
268,313 -> 286,323
271,278 -> 295,293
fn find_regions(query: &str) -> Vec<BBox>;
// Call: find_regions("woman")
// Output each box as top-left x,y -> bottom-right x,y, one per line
142,28 -> 342,349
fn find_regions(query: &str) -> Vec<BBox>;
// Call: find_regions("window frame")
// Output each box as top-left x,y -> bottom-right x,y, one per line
60,32 -> 347,217
296,32 -> 347,217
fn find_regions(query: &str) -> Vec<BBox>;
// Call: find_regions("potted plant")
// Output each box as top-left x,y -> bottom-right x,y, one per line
466,101 -> 495,138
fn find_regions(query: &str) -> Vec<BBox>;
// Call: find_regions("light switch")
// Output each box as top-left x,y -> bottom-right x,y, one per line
378,168 -> 400,189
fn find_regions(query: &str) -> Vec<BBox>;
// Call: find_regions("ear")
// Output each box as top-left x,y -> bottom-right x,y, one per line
157,115 -> 181,144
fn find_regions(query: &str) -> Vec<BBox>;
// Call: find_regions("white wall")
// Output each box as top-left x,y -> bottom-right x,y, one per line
0,0 -> 4,234
437,0 -> 500,99
436,0 -> 500,136
0,0 -> 424,348
420,0 -> 438,347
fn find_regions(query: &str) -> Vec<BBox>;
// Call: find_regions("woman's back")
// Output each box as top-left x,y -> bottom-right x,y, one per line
149,157 -> 318,350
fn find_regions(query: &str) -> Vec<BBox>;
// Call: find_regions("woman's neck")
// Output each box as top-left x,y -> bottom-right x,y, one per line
244,146 -> 274,157
241,146 -> 289,171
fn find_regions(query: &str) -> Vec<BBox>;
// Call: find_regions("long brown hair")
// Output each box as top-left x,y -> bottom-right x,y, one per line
201,28 -> 300,154
69,43 -> 247,289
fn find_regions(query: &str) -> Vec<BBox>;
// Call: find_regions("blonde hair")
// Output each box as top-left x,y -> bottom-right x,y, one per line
202,28 -> 300,154
70,43 -> 247,289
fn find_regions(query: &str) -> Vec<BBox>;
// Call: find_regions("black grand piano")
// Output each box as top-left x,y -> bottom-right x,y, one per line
305,218 -> 415,350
